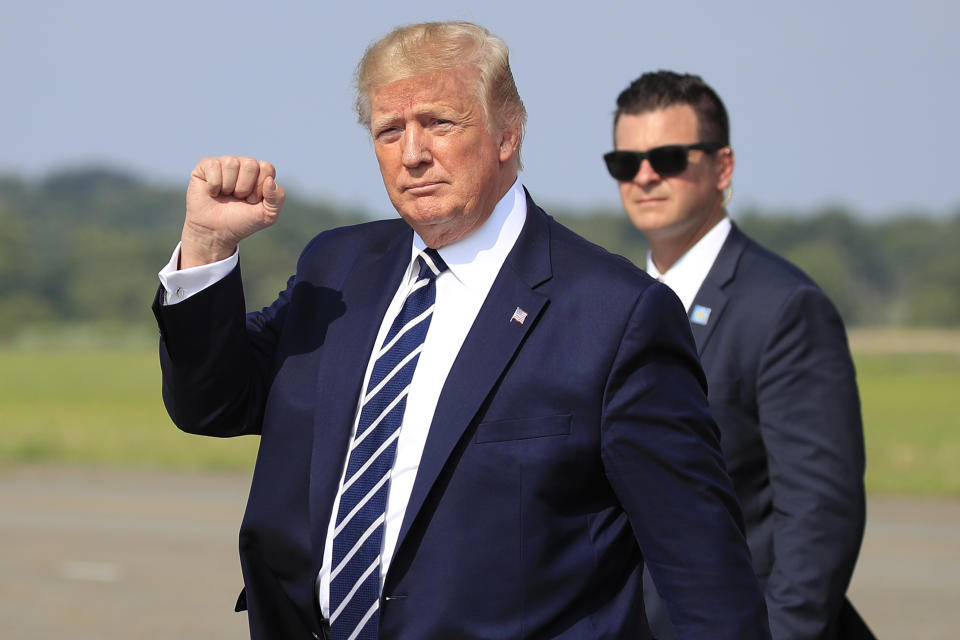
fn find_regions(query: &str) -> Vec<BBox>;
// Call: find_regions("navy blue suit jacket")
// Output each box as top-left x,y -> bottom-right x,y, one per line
154,196 -> 770,639
643,224 -> 868,640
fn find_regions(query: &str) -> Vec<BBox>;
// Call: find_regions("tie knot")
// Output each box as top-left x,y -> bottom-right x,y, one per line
417,248 -> 448,280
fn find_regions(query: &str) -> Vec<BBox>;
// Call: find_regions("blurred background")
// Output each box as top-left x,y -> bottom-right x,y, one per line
1,1 -> 957,638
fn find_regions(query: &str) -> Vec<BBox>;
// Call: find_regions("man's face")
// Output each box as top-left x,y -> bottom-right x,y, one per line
369,68 -> 519,248
613,104 -> 732,243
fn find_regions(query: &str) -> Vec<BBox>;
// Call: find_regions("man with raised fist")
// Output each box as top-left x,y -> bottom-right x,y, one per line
154,22 -> 770,640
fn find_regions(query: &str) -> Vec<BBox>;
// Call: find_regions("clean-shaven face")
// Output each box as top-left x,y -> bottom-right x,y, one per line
614,104 -> 730,244
369,67 -> 518,248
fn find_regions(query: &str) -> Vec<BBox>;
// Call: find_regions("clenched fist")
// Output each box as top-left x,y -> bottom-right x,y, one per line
180,156 -> 286,268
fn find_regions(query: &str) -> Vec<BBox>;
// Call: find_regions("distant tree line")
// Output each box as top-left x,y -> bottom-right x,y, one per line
0,166 -> 957,339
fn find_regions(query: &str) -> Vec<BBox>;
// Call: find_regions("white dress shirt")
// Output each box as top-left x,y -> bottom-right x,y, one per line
157,178 -> 528,618
317,178 -> 526,615
646,217 -> 731,312
158,244 -> 239,304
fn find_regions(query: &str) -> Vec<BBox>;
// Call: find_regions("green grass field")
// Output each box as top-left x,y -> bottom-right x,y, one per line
0,346 -> 258,470
1,330 -> 958,494
855,351 -> 960,495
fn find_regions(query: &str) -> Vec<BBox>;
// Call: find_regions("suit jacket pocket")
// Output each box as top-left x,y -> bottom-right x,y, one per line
474,414 -> 571,444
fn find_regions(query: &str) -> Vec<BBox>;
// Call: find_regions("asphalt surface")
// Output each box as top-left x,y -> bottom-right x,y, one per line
2,465 -> 957,639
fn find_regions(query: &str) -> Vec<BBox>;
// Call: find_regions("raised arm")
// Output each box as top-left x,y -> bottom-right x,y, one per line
153,156 -> 289,438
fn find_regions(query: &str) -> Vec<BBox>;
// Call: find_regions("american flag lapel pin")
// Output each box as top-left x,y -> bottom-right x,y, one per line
510,307 -> 529,324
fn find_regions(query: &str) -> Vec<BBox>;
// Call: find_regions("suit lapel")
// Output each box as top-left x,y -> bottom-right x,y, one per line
688,223 -> 747,355
309,224 -> 413,566
390,193 -> 553,563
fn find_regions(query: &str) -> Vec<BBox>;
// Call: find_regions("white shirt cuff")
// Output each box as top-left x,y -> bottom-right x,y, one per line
157,242 -> 239,305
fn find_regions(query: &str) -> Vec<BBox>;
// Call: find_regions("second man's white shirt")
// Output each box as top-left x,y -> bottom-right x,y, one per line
646,217 -> 731,312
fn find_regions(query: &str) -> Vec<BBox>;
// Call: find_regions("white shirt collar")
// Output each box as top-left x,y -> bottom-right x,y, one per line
411,177 -> 527,292
646,217 -> 731,312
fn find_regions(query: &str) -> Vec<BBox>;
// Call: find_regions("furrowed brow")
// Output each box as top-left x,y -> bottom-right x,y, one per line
371,114 -> 401,134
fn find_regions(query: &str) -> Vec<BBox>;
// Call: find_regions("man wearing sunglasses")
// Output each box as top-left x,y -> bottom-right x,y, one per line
606,71 -> 872,640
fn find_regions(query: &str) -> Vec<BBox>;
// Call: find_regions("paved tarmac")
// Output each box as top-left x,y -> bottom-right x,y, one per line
2,465 -> 957,638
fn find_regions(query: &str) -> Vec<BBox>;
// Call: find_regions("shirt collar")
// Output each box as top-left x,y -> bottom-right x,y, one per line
646,217 -> 731,312
411,177 -> 527,291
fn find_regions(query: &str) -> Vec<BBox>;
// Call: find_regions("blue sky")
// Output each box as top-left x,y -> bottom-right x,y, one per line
3,1 -> 957,219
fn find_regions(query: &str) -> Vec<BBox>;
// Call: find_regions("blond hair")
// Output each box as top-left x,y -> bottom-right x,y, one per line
355,21 -> 526,168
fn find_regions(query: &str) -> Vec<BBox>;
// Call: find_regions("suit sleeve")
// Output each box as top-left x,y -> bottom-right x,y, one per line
601,281 -> 771,640
757,286 -> 866,639
152,261 -> 294,437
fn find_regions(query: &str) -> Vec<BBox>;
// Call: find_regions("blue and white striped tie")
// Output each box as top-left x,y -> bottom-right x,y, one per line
329,248 -> 447,640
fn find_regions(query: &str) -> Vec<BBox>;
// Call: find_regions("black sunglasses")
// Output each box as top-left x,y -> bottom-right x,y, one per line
603,143 -> 724,181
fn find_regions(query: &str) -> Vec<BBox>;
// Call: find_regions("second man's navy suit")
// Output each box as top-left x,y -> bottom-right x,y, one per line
154,195 -> 771,639
643,223 -> 868,640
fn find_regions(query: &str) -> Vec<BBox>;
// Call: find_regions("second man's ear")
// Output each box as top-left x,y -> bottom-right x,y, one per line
716,147 -> 735,191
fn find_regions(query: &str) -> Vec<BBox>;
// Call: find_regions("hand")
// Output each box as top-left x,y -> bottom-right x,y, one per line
180,156 -> 286,268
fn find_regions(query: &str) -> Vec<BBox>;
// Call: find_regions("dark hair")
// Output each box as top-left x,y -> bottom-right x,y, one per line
614,71 -> 729,146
